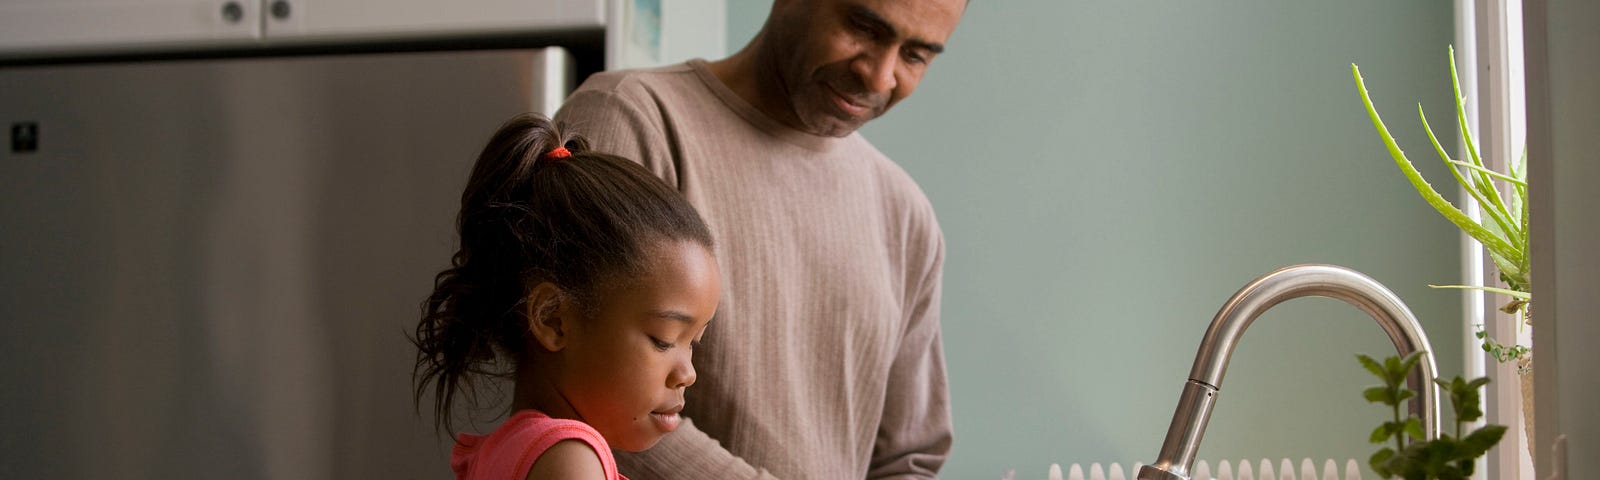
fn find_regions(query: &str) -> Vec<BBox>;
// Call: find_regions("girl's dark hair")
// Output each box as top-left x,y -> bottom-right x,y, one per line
412,113 -> 713,433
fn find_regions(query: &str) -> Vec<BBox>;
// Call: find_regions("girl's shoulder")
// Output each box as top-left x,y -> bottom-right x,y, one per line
525,438 -> 606,479
451,410 -> 622,480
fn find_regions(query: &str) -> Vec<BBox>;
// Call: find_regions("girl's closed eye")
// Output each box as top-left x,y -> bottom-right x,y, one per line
649,336 -> 674,351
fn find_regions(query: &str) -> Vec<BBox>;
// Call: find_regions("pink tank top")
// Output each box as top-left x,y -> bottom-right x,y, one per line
451,410 -> 626,480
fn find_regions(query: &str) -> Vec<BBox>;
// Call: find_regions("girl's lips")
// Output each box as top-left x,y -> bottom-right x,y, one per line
649,411 -> 682,433
650,402 -> 683,433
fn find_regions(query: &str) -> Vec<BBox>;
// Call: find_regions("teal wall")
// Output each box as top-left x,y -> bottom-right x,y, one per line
728,2 -> 1462,478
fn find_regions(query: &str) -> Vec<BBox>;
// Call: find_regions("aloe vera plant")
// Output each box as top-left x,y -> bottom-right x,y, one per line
1351,47 -> 1530,363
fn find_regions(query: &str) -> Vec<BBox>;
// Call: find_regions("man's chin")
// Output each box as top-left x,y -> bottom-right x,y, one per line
801,116 -> 867,137
817,127 -> 859,138
792,98 -> 872,136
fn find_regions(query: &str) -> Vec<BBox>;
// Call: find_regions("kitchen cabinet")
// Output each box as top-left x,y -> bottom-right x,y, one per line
260,0 -> 603,43
0,0 -> 722,70
0,0 -> 263,57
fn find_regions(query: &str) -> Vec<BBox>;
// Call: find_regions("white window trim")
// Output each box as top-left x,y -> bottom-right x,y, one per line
1458,1 -> 1533,478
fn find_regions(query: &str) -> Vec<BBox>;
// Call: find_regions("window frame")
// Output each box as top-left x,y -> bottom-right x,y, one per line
1457,0 -> 1533,478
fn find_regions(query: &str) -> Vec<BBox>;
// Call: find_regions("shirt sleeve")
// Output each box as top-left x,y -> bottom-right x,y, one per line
868,204 -> 954,479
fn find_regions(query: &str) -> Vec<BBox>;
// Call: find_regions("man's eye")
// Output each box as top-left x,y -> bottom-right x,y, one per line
904,50 -> 928,65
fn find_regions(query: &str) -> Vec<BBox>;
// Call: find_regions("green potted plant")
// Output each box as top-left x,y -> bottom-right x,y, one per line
1358,352 -> 1507,480
1350,47 -> 1533,443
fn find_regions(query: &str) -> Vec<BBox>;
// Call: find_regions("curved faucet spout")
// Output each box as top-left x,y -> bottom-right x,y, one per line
1136,264 -> 1440,480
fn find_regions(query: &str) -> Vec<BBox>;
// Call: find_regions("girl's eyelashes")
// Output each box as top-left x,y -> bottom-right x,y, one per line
650,331 -> 705,351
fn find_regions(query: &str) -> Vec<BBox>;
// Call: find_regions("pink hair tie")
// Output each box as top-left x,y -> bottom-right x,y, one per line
543,146 -> 572,160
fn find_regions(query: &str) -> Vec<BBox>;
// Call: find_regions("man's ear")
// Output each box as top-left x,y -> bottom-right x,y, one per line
526,282 -> 573,352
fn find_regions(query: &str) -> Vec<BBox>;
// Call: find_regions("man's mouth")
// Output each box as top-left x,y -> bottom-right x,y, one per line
826,85 -> 873,118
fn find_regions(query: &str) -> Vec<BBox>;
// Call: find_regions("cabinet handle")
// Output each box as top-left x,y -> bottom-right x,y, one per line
270,0 -> 292,20
220,1 -> 244,23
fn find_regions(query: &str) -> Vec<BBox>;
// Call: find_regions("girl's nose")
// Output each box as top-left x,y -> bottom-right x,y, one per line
669,355 -> 696,389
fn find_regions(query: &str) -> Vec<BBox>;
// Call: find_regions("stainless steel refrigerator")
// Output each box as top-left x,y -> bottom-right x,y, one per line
1,47 -> 572,478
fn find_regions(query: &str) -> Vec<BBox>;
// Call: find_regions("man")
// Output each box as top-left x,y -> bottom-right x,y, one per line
554,0 -> 966,477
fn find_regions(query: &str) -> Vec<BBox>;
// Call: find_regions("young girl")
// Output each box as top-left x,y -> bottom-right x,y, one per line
413,113 -> 720,480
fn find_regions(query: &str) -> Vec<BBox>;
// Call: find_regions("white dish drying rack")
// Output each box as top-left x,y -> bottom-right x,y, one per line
1003,458 -> 1362,480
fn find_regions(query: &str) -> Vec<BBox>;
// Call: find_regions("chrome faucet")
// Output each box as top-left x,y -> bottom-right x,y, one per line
1136,264 -> 1440,480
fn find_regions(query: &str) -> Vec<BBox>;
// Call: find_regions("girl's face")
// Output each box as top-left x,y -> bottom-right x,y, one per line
556,239 -> 721,451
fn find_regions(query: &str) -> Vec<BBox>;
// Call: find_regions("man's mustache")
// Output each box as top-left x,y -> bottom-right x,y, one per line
829,81 -> 889,109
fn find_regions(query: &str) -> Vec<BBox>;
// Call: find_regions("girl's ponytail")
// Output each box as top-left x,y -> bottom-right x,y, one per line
412,114 -> 582,434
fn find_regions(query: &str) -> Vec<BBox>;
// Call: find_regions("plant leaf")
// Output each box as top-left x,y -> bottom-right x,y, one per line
1459,425 -> 1508,458
1359,354 -> 1387,379
1488,249 -> 1528,291
1398,351 -> 1426,382
1447,159 -> 1527,186
1446,375 -> 1488,423
1351,64 -> 1522,260
1373,423 -> 1396,443
1515,147 -> 1530,290
1404,417 -> 1426,440
1427,284 -> 1532,300
1449,46 -> 1510,221
1365,385 -> 1393,404
1371,448 -> 1397,478
1419,107 -> 1519,243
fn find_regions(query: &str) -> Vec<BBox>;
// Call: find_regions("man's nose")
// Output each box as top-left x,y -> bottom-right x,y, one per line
852,46 -> 899,95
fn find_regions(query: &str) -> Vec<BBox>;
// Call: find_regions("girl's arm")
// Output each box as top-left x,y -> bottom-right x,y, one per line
525,440 -> 607,480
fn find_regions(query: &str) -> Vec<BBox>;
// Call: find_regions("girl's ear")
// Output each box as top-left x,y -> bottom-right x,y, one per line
526,282 -> 574,352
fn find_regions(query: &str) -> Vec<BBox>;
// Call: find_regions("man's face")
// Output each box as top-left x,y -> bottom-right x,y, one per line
766,0 -> 965,137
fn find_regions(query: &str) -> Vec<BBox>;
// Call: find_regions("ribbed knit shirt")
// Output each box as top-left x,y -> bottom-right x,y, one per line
555,59 -> 952,479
